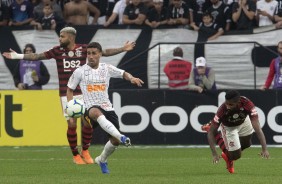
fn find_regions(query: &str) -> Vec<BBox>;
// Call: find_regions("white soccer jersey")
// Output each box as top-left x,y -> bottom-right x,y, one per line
67,63 -> 125,111
257,0 -> 278,26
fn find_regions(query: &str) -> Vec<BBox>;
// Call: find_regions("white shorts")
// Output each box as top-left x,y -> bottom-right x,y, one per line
220,116 -> 254,151
60,95 -> 83,120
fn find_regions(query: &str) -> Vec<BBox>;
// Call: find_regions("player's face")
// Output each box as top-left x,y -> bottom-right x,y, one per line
197,66 -> 206,75
203,16 -> 212,25
225,100 -> 239,111
59,32 -> 71,47
87,48 -> 102,68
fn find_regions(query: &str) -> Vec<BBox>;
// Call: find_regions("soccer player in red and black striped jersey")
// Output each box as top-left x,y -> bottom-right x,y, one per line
206,90 -> 269,173
3,27 -> 136,164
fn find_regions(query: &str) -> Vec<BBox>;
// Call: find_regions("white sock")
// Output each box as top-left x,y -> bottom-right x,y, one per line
97,115 -> 123,141
100,141 -> 117,162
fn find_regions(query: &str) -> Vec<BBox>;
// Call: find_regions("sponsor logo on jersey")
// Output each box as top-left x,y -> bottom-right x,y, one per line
87,84 -> 106,92
63,59 -> 81,72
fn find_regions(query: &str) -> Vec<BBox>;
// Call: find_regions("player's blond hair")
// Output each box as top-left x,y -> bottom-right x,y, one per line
60,27 -> 77,36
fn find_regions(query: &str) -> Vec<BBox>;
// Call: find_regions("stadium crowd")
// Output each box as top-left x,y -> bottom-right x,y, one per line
0,0 -> 282,32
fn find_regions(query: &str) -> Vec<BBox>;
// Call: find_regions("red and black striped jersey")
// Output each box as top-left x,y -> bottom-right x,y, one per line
44,44 -> 87,96
212,96 -> 258,127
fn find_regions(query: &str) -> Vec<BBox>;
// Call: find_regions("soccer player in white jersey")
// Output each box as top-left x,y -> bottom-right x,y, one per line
67,42 -> 144,174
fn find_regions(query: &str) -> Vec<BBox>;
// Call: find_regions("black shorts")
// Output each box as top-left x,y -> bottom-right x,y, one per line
84,105 -> 120,132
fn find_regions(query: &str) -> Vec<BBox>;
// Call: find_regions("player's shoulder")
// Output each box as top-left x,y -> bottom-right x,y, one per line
240,96 -> 251,103
240,96 -> 255,107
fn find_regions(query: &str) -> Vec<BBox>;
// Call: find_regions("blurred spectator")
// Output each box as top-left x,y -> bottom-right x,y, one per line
89,0 -> 117,24
123,0 -> 148,25
232,0 -> 256,30
143,0 -> 154,9
145,0 -> 169,28
260,41 -> 282,90
2,0 -> 13,6
64,0 -> 100,25
9,0 -> 34,27
163,47 -> 192,89
34,0 -> 63,19
207,0 -> 232,32
274,0 -> 282,28
256,0 -> 278,27
31,3 -> 64,30
189,0 -> 212,26
190,11 -> 224,41
104,0 -> 129,27
167,0 -> 189,26
0,0 -> 10,26
13,44 -> 50,90
188,56 -> 217,93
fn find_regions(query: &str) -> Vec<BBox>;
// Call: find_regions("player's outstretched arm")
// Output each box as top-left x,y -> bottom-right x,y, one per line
2,48 -> 47,60
251,119 -> 270,159
123,72 -> 144,87
102,41 -> 136,56
207,123 -> 220,164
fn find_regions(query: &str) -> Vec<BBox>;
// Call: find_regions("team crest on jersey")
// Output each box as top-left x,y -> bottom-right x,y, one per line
179,8 -> 184,15
233,114 -> 239,119
75,48 -> 82,57
20,5 -> 26,11
68,51 -> 74,57
135,8 -> 140,14
239,113 -> 246,118
99,70 -> 106,78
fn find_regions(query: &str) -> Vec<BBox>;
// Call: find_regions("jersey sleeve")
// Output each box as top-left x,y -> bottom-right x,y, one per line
243,98 -> 258,121
107,64 -> 124,78
43,47 -> 56,59
67,68 -> 82,90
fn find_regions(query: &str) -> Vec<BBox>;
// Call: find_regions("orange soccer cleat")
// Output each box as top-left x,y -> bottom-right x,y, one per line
73,154 -> 86,165
81,150 -> 94,164
221,152 -> 234,173
201,122 -> 211,132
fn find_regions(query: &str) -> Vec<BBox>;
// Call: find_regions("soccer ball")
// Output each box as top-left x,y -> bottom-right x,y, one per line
66,99 -> 85,118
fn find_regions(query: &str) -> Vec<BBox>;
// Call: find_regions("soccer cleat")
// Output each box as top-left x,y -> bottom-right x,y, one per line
73,154 -> 86,164
201,122 -> 211,132
81,150 -> 94,164
121,136 -> 131,147
95,156 -> 110,174
221,152 -> 234,173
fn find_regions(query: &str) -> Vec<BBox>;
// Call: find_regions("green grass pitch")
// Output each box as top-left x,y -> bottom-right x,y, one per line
0,146 -> 281,184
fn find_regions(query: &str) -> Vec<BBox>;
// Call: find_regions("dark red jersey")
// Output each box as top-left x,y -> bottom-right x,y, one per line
44,44 -> 87,96
211,96 -> 258,127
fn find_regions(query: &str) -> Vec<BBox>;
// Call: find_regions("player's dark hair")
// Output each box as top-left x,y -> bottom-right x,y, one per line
278,41 -> 282,46
23,43 -> 36,53
225,90 -> 240,102
87,42 -> 102,52
173,47 -> 183,57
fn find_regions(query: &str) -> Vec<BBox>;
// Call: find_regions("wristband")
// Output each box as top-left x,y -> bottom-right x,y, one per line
10,53 -> 24,59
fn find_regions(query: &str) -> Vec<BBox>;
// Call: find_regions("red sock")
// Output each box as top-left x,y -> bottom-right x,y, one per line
67,126 -> 79,156
215,132 -> 228,155
82,126 -> 93,150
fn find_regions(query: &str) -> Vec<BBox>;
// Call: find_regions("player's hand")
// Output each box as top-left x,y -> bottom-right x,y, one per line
260,85 -> 266,91
259,150 -> 270,159
196,86 -> 204,93
212,154 -> 220,164
123,41 -> 136,51
2,48 -> 17,59
17,83 -> 26,90
130,77 -> 144,87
